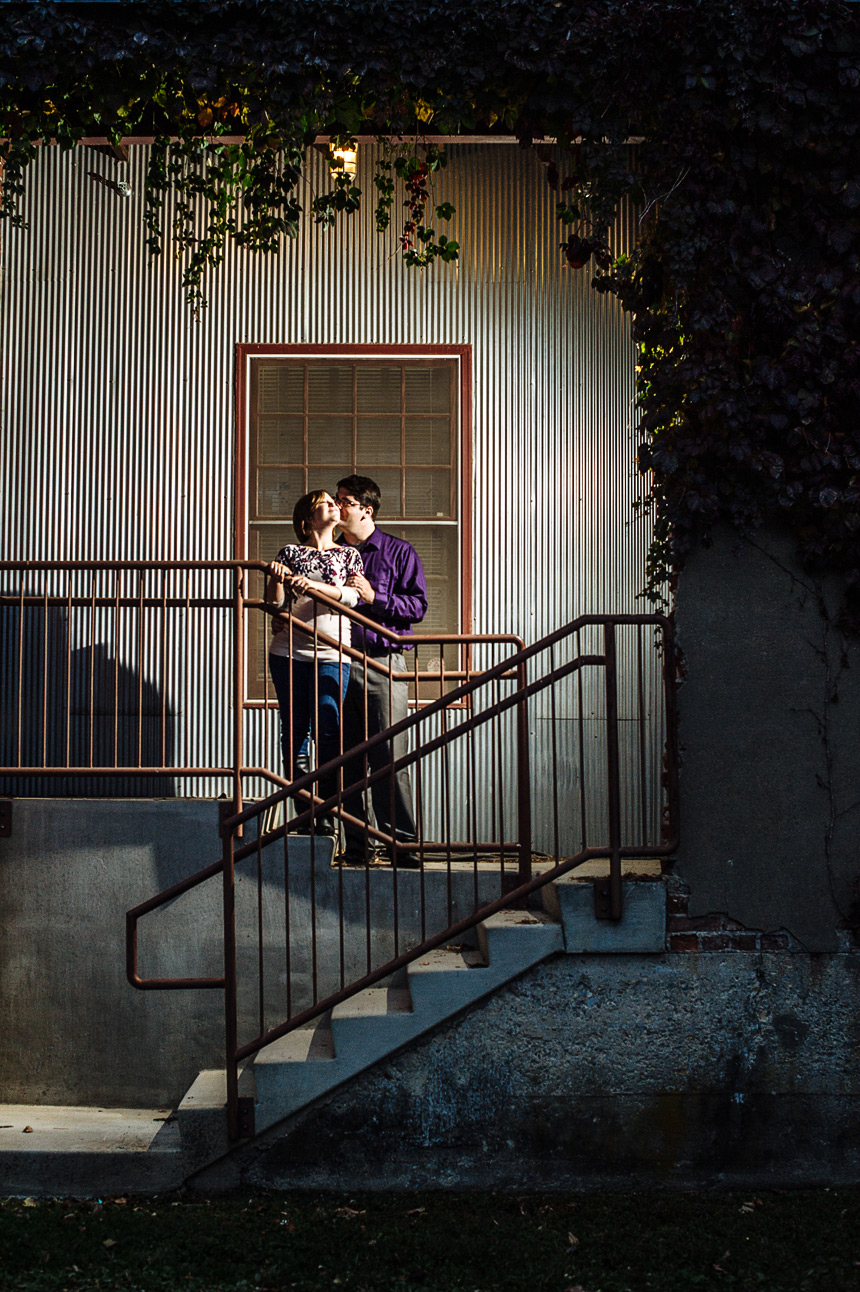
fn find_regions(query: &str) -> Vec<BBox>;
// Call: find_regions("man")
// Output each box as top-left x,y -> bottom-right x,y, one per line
335,474 -> 428,867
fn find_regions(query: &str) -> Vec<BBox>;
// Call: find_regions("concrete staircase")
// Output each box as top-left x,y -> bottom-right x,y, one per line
177,908 -> 563,1172
0,867 -> 668,1195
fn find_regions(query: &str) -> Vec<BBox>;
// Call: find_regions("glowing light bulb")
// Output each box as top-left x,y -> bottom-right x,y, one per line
330,144 -> 357,176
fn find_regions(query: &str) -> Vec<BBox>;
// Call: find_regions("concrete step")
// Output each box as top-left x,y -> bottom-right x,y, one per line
250,911 -> 562,1134
541,873 -> 666,952
0,1104 -> 185,1197
176,911 -> 563,1152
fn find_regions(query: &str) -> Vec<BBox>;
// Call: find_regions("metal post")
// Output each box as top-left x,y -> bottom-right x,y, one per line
226,565 -> 244,1138
515,654 -> 532,887
222,820 -> 240,1140
603,621 -> 623,920
233,567 -> 244,835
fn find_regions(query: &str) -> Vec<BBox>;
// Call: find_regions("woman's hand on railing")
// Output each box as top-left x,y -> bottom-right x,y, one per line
266,561 -> 293,607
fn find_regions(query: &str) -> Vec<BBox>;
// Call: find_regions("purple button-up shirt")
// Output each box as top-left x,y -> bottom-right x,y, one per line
339,528 -> 428,652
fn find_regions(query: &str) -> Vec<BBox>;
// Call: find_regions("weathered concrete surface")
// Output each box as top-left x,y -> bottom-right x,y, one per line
675,527 -> 860,951
194,950 -> 860,1192
0,800 -> 233,1107
0,1104 -> 184,1197
543,876 -> 666,952
0,800 -> 503,1107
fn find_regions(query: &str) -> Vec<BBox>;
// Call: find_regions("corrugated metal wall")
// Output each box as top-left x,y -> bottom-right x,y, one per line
1,142 -> 655,831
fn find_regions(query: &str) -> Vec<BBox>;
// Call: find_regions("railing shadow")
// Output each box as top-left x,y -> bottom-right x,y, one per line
0,601 -> 175,796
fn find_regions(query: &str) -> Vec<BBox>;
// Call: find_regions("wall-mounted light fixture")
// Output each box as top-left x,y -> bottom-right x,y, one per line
330,143 -> 357,176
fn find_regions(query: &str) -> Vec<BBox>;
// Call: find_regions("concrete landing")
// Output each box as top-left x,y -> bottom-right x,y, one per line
542,873 -> 667,952
0,1104 -> 184,1196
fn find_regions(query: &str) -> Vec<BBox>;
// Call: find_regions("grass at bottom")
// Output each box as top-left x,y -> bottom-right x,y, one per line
0,1189 -> 858,1292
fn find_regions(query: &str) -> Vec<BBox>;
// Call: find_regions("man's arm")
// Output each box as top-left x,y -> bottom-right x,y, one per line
379,543 -> 428,626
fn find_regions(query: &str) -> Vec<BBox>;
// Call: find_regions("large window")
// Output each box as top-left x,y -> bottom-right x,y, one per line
238,347 -> 470,699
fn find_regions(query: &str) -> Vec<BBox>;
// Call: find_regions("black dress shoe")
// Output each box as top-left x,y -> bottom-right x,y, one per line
340,846 -> 386,866
394,851 -> 421,869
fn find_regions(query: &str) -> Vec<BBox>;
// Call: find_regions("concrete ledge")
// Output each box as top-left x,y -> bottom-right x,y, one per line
0,1104 -> 184,1197
542,878 -> 666,952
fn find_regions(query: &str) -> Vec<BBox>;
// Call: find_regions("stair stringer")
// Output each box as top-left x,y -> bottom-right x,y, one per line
176,910 -> 563,1173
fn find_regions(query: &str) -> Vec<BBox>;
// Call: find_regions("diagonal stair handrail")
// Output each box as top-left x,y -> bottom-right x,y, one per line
127,612 -> 679,1140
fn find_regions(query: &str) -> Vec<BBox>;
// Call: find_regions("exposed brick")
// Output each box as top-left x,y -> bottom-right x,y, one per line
760,933 -> 790,951
699,933 -> 731,951
668,913 -> 738,934
730,933 -> 760,951
667,915 -> 702,932
668,933 -> 699,953
667,894 -> 689,917
696,914 -> 727,932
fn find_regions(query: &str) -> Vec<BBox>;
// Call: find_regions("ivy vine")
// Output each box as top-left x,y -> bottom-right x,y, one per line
1,0 -> 859,619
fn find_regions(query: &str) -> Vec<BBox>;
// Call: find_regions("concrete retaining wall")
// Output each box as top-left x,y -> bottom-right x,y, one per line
0,799 -> 500,1107
0,800 -> 228,1106
226,948 -> 860,1191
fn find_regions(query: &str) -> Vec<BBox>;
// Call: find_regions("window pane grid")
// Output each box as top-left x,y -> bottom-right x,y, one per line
250,360 -> 457,523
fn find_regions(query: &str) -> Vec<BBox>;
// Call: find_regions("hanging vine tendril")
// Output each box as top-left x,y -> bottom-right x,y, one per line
1,0 -> 858,621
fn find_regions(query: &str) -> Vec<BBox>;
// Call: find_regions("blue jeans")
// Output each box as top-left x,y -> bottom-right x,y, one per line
268,655 -> 350,786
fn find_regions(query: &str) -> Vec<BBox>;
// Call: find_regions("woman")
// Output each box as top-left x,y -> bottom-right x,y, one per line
266,490 -> 363,834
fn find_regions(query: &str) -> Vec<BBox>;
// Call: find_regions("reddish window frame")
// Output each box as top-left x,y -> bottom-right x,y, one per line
234,343 -> 473,643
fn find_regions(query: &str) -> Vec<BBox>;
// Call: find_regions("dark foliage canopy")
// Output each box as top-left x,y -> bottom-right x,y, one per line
1,0 -> 859,612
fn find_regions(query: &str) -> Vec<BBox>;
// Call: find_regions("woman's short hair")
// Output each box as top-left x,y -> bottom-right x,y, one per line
292,489 -> 330,541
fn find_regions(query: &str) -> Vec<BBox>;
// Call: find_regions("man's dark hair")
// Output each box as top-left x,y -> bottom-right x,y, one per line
337,474 -> 381,517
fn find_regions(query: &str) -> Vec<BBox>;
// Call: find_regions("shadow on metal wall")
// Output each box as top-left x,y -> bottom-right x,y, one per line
0,604 -> 175,797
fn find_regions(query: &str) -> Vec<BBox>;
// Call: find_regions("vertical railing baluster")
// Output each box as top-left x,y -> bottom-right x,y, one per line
41,578 -> 48,772
257,828 -> 265,1038
576,627 -> 587,852
160,569 -> 168,769
113,574 -> 121,769
184,570 -> 191,785
136,570 -> 144,770
222,819 -> 240,1141
362,647 -> 372,974
468,661 -> 479,911
441,655 -> 452,925
549,643 -> 560,862
16,582 -> 24,770
414,647 -> 426,941
388,653 -> 396,872
494,676 -> 504,893
65,576 -> 72,771
287,613 -> 294,825
337,628 -> 346,991
89,573 -> 97,771
604,621 -> 622,920
233,566 -> 244,831
516,645 -> 532,887
283,831 -> 292,1020
636,624 -> 648,845
310,817 -> 319,1004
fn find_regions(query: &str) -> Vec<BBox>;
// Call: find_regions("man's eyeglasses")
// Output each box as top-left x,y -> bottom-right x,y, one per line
336,496 -> 360,509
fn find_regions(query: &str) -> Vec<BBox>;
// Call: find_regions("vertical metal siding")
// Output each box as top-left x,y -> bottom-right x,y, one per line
1,142 -> 652,818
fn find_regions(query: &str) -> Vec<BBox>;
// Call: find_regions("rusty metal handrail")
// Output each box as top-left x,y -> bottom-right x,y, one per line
124,613 -> 678,1138
0,559 -> 524,784
1,562 -> 678,1144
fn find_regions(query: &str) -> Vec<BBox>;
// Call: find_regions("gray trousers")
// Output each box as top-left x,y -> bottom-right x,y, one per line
341,652 -> 417,850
